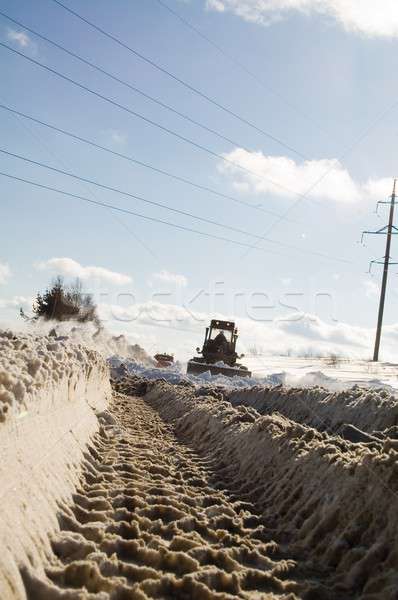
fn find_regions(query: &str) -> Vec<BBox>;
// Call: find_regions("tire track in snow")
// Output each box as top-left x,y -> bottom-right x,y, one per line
21,393 -> 314,599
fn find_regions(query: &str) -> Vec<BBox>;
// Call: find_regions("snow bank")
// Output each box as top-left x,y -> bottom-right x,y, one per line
226,383 -> 398,434
144,379 -> 398,598
0,329 -> 111,599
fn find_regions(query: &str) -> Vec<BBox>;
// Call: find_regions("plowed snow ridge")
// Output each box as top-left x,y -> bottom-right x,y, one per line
226,385 -> 398,434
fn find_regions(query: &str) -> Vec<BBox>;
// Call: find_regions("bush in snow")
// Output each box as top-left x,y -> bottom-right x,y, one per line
22,276 -> 99,324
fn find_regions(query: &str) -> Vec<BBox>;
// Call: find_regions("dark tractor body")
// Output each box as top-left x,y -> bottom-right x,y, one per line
187,320 -> 251,378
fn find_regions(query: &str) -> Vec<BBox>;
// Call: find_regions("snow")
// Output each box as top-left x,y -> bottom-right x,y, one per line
22,319 -> 154,364
2,321 -> 398,597
245,355 -> 398,391
108,352 -> 398,393
2,321 -> 398,598
0,329 -> 109,423
226,380 -> 398,434
144,378 -> 398,597
108,355 -> 281,389
18,318 -> 398,393
0,328 -> 111,599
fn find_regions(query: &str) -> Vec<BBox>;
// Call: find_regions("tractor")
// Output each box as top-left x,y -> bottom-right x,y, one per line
187,319 -> 251,378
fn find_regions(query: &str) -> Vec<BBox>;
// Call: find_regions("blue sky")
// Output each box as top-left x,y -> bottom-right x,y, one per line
2,0 -> 398,358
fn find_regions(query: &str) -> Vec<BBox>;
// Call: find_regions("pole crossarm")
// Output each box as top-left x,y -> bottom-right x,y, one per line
361,225 -> 398,243
364,225 -> 398,235
368,257 -> 398,273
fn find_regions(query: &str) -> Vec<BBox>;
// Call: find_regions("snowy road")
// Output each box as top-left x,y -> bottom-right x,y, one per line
3,329 -> 398,598
15,376 -> 398,599
22,392 -> 324,599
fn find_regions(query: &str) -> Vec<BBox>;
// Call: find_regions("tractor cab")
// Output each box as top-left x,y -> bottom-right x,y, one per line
199,320 -> 238,366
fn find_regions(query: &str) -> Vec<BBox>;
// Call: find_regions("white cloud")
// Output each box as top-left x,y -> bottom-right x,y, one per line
362,178 -> 393,200
96,296 -> 398,361
99,300 -> 202,327
36,257 -> 132,286
207,0 -> 226,11
6,28 -> 38,56
206,0 -> 398,38
151,270 -> 188,287
0,296 -> 32,310
7,29 -> 31,47
276,312 -> 368,348
0,261 -> 11,285
218,147 -> 392,204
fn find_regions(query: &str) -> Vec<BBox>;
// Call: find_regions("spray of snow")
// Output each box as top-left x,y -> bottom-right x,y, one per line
22,319 -> 155,366
108,355 -> 283,389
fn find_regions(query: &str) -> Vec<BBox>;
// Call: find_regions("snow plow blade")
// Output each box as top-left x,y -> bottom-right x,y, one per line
187,360 -> 252,378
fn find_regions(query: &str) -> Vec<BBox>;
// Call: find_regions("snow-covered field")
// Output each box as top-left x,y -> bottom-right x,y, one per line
246,355 -> 398,390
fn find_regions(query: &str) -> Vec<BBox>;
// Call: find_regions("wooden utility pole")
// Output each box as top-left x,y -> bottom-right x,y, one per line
373,179 -> 396,361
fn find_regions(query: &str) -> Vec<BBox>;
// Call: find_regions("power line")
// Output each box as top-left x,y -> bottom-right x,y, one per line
0,147 -> 349,262
0,9 -> 293,159
0,43 -> 356,266
0,147 -> 270,240
5,97 -> 159,262
0,170 -> 292,255
4,6 -> 393,273
153,0 -> 328,136
49,0 -> 308,159
0,103 -> 291,221
241,79 -> 398,257
0,41 -> 308,201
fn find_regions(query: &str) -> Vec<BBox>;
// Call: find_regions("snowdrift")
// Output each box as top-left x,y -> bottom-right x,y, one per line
0,330 -> 111,599
226,384 -> 398,434
143,379 -> 398,597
